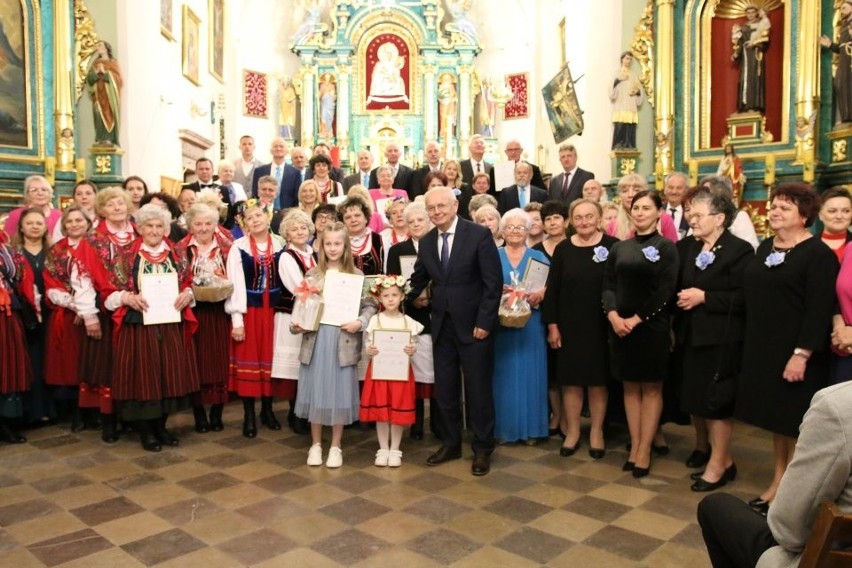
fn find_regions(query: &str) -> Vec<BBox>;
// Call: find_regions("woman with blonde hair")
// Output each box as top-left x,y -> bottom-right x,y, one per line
474,204 -> 503,247
606,173 -> 677,242
4,176 -> 62,239
298,180 -> 321,216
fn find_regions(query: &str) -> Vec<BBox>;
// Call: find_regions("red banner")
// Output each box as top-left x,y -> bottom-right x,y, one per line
504,73 -> 529,120
243,70 -> 267,118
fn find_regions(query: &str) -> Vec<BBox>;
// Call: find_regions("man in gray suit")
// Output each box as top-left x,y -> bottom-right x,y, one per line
548,143 -> 595,204
698,382 -> 852,568
343,150 -> 374,193
232,135 -> 263,190
460,134 -> 492,186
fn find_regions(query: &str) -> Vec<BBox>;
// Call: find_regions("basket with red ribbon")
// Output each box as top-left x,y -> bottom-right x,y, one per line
498,270 -> 531,328
291,274 -> 324,331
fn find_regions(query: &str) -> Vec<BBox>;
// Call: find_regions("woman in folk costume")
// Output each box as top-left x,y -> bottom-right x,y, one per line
102,204 -> 200,452
74,187 -> 138,443
225,199 -> 289,438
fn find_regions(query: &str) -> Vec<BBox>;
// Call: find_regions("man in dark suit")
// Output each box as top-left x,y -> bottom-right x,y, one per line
343,150 -> 374,193
411,140 -> 443,198
497,161 -> 548,214
183,157 -> 219,192
663,171 -> 690,240
460,134 -> 493,186
548,143 -> 595,204
490,139 -> 545,190
306,143 -> 345,185
409,186 -> 502,476
251,137 -> 298,207
369,142 -> 415,197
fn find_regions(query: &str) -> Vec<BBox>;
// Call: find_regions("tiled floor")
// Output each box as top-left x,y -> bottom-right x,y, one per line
0,405 -> 777,567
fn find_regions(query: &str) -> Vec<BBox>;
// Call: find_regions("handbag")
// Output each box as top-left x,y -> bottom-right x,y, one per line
705,303 -> 738,413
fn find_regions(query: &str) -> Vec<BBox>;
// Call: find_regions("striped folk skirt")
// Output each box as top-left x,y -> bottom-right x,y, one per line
78,312 -> 115,413
193,301 -> 230,405
45,307 -> 83,386
229,306 -> 294,399
0,312 -> 32,394
112,322 -> 200,402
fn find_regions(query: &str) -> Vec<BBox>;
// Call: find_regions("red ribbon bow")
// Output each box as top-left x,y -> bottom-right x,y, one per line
506,287 -> 527,307
294,279 -> 320,303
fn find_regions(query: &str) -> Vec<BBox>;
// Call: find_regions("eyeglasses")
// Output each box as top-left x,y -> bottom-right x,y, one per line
315,214 -> 335,221
28,187 -> 50,193
504,225 -> 529,233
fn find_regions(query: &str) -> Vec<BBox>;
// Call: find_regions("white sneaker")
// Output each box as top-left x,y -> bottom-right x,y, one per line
388,449 -> 402,468
326,446 -> 343,468
374,449 -> 389,467
307,443 -> 323,466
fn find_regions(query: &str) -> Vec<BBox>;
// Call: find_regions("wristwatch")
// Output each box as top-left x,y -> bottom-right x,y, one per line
793,348 -> 810,360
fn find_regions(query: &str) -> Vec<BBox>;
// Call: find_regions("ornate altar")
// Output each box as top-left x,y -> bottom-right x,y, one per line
288,0 -> 481,167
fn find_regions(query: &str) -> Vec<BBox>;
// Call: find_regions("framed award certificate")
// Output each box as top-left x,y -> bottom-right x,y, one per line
399,255 -> 417,282
523,258 -> 549,292
139,272 -> 181,325
371,329 -> 412,381
320,270 -> 365,326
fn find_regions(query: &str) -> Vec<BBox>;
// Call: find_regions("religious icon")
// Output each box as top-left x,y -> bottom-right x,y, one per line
318,73 -> 336,139
542,65 -> 583,143
717,144 -> 746,204
820,0 -> 852,125
478,76 -> 496,137
610,51 -> 643,150
278,76 -> 297,139
438,73 -> 457,145
367,42 -> 408,104
86,41 -> 122,146
731,5 -> 770,113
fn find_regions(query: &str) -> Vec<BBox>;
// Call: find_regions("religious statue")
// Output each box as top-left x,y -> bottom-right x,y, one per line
445,0 -> 478,41
717,144 -> 746,204
820,0 -> 852,125
318,73 -> 336,139
367,42 -> 408,104
478,76 -> 496,137
610,51 -> 643,150
293,0 -> 327,45
85,41 -> 122,146
438,73 -> 457,145
731,5 -> 770,113
278,77 -> 297,139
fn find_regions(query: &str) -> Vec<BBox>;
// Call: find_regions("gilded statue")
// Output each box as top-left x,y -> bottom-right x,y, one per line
86,41 -> 122,146
278,77 -> 297,139
438,73 -> 457,143
478,76 -> 496,137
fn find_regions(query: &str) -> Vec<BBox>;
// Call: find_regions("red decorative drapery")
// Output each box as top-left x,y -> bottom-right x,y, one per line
709,8 -> 784,147
504,73 -> 529,119
243,70 -> 268,118
365,33 -> 411,111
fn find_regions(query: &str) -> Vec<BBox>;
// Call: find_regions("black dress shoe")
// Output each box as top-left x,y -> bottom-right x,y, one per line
685,448 -> 711,468
141,433 -> 162,452
426,446 -> 462,466
559,441 -> 580,457
101,414 -> 119,444
260,398 -> 281,430
651,444 -> 670,456
589,447 -> 606,460
208,404 -> 224,432
193,406 -> 210,433
632,466 -> 650,478
472,453 -> 490,476
622,460 -> 635,472
691,476 -> 727,492
153,419 -> 179,447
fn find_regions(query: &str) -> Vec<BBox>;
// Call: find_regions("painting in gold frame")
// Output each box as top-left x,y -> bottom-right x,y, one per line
160,0 -> 174,41
182,5 -> 200,86
209,0 -> 224,82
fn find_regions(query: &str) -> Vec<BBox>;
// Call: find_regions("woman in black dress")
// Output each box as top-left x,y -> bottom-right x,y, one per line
340,196 -> 383,276
674,187 -> 753,492
602,190 -> 678,477
736,183 -> 838,513
543,199 -> 617,458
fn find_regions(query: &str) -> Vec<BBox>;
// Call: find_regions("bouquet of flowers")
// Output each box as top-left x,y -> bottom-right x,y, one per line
291,274 -> 324,331
498,271 -> 531,328
191,256 -> 234,303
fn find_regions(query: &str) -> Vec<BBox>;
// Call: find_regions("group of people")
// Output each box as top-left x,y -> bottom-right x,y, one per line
1,135 -> 849,493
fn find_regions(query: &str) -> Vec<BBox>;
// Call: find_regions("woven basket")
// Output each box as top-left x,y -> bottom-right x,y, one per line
192,282 -> 234,303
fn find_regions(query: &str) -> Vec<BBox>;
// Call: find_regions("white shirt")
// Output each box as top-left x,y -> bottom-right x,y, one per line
436,215 -> 459,263
667,203 -> 684,238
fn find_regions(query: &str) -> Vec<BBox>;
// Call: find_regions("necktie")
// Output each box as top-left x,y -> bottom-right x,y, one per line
275,165 -> 282,182
561,172 -> 570,197
440,232 -> 450,272
363,173 -> 368,187
519,187 -> 527,207
670,207 -> 676,219
476,162 -> 481,173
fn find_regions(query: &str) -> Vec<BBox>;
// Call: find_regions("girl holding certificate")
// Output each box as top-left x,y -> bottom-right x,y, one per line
103,204 -> 200,452
360,276 -> 420,467
292,222 -> 377,468
174,203 -> 233,434
225,200 -> 289,438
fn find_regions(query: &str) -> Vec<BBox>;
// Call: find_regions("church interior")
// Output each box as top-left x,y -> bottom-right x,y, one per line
0,0 -> 847,566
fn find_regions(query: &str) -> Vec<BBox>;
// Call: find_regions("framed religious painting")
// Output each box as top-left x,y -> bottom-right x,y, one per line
542,64 -> 583,142
0,0 -> 45,162
503,72 -> 529,120
160,0 -> 174,41
182,5 -> 201,86
208,0 -> 224,82
358,22 -> 419,114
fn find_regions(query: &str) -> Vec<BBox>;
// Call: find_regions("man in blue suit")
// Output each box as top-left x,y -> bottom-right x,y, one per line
409,186 -> 502,476
250,137 -> 302,209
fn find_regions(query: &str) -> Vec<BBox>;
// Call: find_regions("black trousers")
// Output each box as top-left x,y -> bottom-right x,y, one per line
697,493 -> 778,568
432,315 -> 495,455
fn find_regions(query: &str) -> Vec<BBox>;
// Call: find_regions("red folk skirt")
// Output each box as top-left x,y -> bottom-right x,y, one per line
0,312 -> 32,394
78,312 -> 114,412
193,301 -> 230,405
359,361 -> 416,425
112,322 -> 200,402
44,307 -> 83,386
229,306 -> 293,398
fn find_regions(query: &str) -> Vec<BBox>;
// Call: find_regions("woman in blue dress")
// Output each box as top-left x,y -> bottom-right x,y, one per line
492,208 -> 550,444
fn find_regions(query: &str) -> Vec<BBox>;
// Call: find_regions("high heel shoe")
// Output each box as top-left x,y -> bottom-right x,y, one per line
559,440 -> 580,457
692,463 -> 738,482
588,447 -> 606,460
632,465 -> 650,478
622,460 -> 635,472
